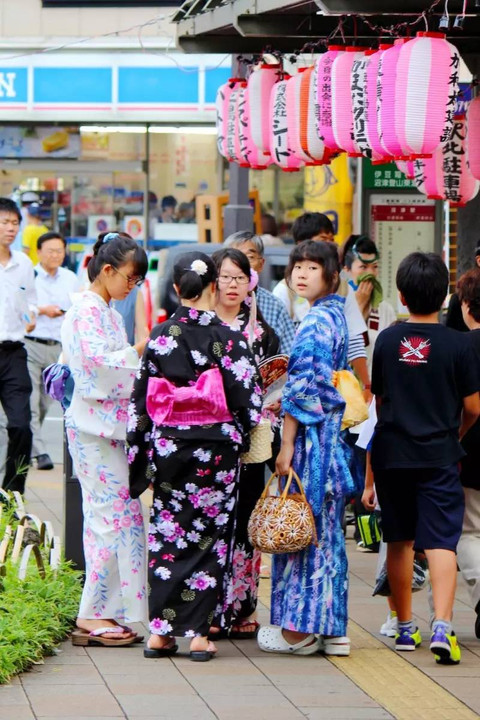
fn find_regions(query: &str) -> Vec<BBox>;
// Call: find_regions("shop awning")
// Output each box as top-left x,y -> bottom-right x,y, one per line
172,0 -> 480,54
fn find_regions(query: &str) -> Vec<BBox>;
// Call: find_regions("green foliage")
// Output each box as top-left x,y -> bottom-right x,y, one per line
0,507 -> 82,685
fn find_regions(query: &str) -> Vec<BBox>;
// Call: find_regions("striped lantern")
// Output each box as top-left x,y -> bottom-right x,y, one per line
466,95 -> 480,180
395,32 -> 460,159
365,45 -> 394,163
377,39 -> 411,160
314,46 -> 345,153
331,47 -> 369,157
215,79 -> 237,159
238,87 -> 271,169
351,49 -> 376,158
269,78 -> 303,172
299,67 -> 332,164
415,117 -> 479,205
247,64 -> 281,157
225,80 -> 247,164
287,72 -> 313,164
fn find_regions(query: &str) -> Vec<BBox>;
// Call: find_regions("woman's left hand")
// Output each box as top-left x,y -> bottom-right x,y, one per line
275,442 -> 294,477
264,399 -> 281,415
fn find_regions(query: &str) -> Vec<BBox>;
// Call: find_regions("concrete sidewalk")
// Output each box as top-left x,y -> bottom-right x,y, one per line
2,465 -> 480,720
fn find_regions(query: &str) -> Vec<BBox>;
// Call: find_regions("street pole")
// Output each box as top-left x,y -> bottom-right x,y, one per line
63,429 -> 85,572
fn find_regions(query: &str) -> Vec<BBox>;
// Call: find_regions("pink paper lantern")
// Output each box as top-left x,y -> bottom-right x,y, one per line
314,46 -> 345,153
440,116 -> 479,206
331,47 -> 370,157
238,87 -> 271,170
287,72 -> 313,164
247,64 -> 281,157
395,32 -> 460,159
269,79 -> 303,172
415,117 -> 480,206
215,79 -> 237,159
365,45 -> 394,163
299,67 -> 332,164
377,39 -> 411,160
225,80 -> 247,164
466,96 -> 480,180
351,50 -> 376,158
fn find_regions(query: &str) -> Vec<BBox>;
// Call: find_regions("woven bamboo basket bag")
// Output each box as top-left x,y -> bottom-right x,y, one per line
248,468 -> 318,554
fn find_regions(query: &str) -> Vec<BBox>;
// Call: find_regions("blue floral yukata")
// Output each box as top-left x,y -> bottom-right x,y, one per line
127,307 -> 262,638
271,295 -> 355,637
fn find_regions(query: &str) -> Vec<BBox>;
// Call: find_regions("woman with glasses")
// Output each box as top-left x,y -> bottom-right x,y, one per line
127,251 -> 262,660
211,247 -> 279,640
61,231 -> 149,648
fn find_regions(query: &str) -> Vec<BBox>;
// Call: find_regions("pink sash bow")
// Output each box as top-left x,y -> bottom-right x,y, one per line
146,367 -> 234,426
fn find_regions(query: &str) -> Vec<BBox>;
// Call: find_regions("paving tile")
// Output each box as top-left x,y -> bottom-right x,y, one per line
24,685 -> 124,717
21,663 -> 104,685
115,694 -> 215,718
104,679 -> 196,696
0,708 -> 34,720
300,707 -> 393,719
201,691 -> 304,720
0,684 -> 31,705
281,687 -> 380,708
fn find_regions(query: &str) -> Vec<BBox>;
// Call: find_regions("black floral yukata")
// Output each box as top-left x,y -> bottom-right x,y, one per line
126,307 -> 262,638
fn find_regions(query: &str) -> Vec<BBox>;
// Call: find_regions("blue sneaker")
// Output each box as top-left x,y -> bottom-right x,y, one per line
430,626 -> 461,664
395,627 -> 422,652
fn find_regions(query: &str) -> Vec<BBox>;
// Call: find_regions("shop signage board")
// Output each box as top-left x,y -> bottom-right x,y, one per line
0,54 -> 231,122
363,160 -> 417,190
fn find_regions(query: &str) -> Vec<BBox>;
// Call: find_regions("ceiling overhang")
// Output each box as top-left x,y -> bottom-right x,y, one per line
173,0 -> 480,55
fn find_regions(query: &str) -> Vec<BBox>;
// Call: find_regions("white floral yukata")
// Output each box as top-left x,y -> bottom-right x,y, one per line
61,290 -> 147,622
127,307 -> 262,638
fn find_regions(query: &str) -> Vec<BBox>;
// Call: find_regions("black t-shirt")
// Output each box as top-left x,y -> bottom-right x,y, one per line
445,292 -> 468,333
460,329 -> 480,489
371,322 -> 480,470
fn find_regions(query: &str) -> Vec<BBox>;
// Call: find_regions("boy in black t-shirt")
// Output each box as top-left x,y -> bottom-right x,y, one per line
371,252 -> 480,665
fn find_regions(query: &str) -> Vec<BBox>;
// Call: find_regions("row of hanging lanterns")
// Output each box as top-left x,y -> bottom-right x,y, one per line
215,31 -> 480,205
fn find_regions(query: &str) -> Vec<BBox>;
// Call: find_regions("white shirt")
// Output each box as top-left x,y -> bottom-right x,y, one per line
29,265 -> 81,342
0,250 -> 37,342
272,279 -> 367,337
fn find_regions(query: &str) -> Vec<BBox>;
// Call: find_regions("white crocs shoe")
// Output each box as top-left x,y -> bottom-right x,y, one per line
318,636 -> 351,656
257,625 -> 320,655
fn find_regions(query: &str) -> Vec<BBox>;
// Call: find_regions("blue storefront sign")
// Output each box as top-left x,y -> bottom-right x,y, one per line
0,68 -> 28,104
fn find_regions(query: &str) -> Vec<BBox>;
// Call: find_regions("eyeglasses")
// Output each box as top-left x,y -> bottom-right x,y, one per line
114,268 -> 144,287
218,274 -> 249,286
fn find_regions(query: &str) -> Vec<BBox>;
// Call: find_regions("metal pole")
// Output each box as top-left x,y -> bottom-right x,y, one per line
223,55 -> 254,239
63,428 -> 85,572
143,123 -> 150,249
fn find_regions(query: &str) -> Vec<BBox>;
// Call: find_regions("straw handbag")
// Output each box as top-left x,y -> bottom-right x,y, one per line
248,469 -> 317,554
332,369 -> 369,431
241,418 -> 272,464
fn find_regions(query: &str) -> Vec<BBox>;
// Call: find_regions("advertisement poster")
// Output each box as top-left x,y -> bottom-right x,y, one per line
124,215 -> 145,240
87,215 -> 115,238
0,126 -> 80,158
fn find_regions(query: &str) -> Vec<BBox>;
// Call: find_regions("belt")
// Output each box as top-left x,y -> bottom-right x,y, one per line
25,336 -> 61,346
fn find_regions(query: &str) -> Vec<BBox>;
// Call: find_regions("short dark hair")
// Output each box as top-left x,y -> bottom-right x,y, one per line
0,197 -> 21,222
173,251 -> 217,300
37,231 -> 66,250
212,247 -> 252,280
292,212 -> 334,244
161,195 -> 177,210
87,231 -> 148,283
342,234 -> 378,269
261,213 -> 278,236
457,269 -> 480,323
285,240 -> 340,294
396,252 -> 448,314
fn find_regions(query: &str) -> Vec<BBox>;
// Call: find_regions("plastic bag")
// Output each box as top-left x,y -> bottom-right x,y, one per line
373,540 -> 429,597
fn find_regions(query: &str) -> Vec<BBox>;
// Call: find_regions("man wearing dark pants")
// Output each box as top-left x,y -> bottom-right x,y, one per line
0,197 -> 37,494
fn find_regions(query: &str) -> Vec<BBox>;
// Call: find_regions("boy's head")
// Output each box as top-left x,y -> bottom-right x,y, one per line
457,268 -> 480,328
396,252 -> 448,315
292,212 -> 335,244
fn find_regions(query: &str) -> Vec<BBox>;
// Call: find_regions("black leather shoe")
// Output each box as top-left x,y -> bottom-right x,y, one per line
36,454 -> 54,471
475,601 -> 480,640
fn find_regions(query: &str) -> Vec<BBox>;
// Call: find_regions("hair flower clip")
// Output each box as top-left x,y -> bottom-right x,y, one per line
190,259 -> 208,276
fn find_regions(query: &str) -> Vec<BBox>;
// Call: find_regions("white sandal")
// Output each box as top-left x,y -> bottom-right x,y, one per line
319,635 -> 351,656
257,625 -> 320,655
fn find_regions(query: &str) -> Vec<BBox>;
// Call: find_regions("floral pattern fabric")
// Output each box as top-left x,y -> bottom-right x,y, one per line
271,295 -> 355,636
127,306 -> 262,637
61,290 -> 146,622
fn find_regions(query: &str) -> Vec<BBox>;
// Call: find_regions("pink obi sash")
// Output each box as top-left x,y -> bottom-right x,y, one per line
146,367 -> 234,426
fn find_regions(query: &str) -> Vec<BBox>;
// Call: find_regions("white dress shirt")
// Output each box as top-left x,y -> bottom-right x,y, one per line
0,250 -> 37,342
30,264 -> 80,342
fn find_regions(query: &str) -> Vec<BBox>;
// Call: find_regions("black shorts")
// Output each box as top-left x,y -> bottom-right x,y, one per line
374,464 -> 464,552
